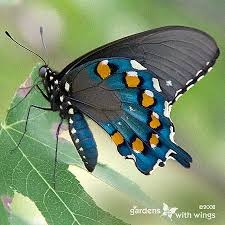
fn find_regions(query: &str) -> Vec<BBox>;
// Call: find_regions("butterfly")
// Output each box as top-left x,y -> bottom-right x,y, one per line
10,26 -> 220,176
161,203 -> 178,220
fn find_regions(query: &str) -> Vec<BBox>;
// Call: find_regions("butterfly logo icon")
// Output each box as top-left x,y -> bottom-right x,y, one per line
161,203 -> 178,220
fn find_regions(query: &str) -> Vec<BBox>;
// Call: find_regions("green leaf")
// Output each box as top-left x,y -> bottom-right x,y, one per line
0,65 -> 130,225
0,199 -> 10,225
11,215 -> 30,225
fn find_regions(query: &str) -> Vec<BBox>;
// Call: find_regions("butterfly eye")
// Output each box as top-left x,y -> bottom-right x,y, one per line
39,66 -> 47,77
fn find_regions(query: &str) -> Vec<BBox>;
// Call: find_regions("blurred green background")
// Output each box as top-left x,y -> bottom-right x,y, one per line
0,0 -> 224,225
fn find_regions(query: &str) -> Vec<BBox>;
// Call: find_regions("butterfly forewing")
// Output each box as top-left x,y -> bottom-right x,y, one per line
60,26 -> 219,104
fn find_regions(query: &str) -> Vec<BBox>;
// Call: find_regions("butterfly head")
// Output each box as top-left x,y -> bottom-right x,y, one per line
38,65 -> 60,84
39,65 -> 47,77
39,65 -> 52,78
38,65 -> 60,97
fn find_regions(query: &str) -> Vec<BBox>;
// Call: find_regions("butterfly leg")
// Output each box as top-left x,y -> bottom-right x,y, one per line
12,104 -> 52,152
53,118 -> 63,189
35,84 -> 50,101
7,80 -> 42,114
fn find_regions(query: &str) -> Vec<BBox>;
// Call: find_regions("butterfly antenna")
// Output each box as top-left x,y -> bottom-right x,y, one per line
5,31 -> 47,65
39,26 -> 49,65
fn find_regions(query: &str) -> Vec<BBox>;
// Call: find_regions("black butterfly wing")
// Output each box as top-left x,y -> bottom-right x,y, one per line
60,26 -> 219,104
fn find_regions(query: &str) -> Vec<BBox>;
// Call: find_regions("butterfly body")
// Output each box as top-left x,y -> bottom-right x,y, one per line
36,26 -> 219,175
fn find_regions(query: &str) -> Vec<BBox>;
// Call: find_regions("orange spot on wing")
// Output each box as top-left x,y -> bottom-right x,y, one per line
132,138 -> 144,152
125,73 -> 141,87
149,134 -> 159,147
111,131 -> 124,146
149,114 -> 161,129
97,62 -> 111,79
142,93 -> 154,107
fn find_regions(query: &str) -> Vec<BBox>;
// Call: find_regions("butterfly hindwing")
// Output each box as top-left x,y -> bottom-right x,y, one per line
64,57 -> 192,174
100,119 -> 161,174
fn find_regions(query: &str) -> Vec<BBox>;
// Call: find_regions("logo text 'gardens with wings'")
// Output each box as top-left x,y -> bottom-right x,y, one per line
129,203 -> 216,221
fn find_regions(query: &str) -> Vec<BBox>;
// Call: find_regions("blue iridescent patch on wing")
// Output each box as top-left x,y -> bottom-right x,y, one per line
69,57 -> 192,174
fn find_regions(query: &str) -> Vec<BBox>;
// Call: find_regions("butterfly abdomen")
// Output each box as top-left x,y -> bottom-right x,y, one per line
68,112 -> 98,172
